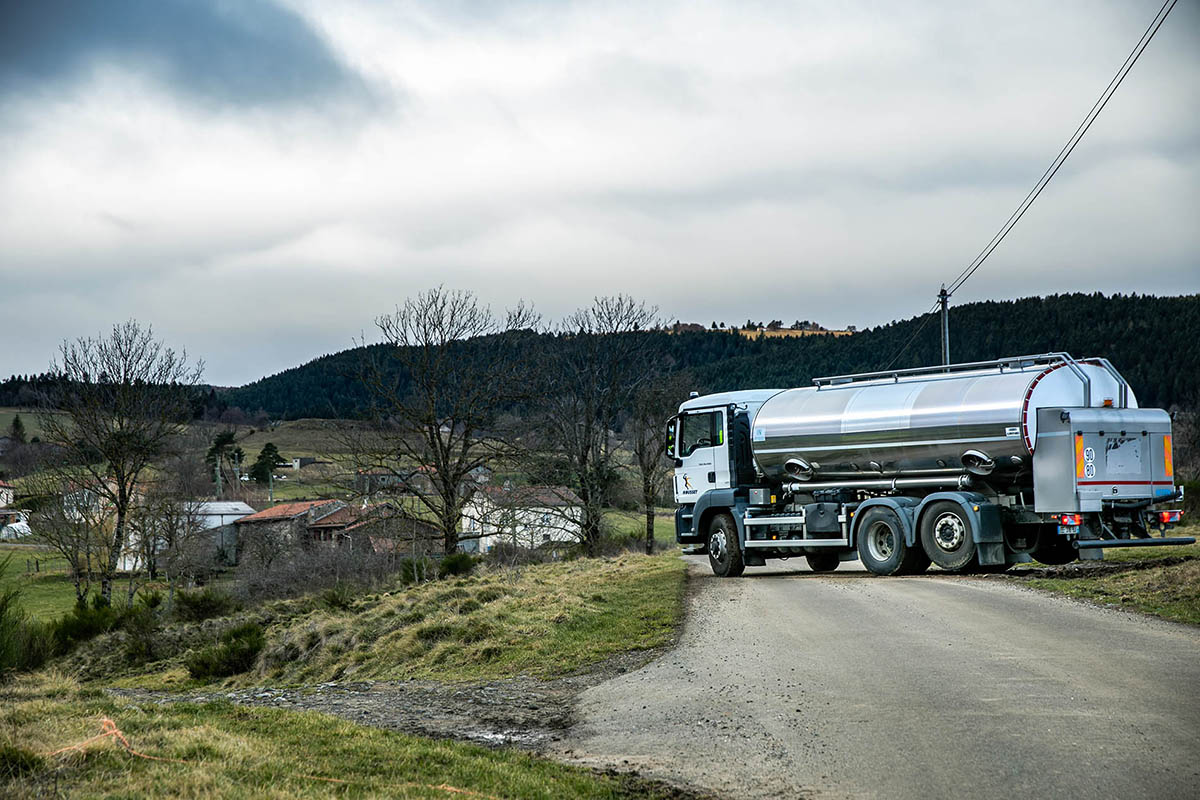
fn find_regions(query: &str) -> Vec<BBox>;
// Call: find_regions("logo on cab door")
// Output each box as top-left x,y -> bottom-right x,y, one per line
680,474 -> 696,495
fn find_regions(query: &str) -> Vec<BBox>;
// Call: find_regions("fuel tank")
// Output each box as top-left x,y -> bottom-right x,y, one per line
750,355 -> 1135,486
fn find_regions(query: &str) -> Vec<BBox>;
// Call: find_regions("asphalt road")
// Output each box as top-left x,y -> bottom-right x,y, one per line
559,557 -> 1200,799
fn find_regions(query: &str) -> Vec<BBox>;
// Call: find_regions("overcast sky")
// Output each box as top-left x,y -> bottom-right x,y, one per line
2,0 -> 1197,386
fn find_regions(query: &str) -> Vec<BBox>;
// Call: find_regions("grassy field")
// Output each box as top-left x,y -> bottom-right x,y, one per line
604,508 -> 678,550
0,408 -> 57,442
0,672 -> 686,799
0,544 -> 81,621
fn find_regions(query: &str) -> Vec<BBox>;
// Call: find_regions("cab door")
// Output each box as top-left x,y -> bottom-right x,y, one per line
673,408 -> 730,503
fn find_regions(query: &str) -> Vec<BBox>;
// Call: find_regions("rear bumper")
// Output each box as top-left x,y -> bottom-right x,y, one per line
1074,536 -> 1195,549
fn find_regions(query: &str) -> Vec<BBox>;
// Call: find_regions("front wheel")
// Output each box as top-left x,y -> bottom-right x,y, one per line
805,552 -> 840,573
707,513 -> 745,577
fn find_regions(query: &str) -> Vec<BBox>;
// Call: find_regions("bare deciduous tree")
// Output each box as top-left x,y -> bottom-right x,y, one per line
25,470 -> 103,604
345,288 -> 538,554
629,373 -> 691,554
129,441 -> 214,611
36,321 -> 203,601
533,296 -> 661,554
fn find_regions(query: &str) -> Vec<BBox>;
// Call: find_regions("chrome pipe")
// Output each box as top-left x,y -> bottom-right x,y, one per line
784,474 -> 972,494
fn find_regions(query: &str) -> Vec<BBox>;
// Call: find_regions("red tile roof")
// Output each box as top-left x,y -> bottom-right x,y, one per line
235,500 -> 340,524
308,505 -> 364,529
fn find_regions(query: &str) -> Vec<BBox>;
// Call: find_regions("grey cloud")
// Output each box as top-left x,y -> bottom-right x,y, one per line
0,0 -> 370,107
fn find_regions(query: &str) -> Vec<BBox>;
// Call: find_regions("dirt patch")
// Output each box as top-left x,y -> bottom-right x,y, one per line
107,647 -> 666,750
990,555 -> 1195,580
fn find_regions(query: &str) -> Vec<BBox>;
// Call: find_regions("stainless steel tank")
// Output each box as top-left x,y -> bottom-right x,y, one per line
750,354 -> 1134,485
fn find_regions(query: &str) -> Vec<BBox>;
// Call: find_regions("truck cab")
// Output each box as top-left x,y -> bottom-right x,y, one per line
669,390 -> 779,548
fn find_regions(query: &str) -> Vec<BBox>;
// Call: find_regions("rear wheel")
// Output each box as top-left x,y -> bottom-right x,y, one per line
707,513 -> 745,577
1033,526 -> 1077,565
857,508 -> 919,576
805,552 -> 840,573
920,501 -> 977,572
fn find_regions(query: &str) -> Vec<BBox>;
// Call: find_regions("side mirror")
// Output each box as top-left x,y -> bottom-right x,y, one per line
665,417 -> 677,458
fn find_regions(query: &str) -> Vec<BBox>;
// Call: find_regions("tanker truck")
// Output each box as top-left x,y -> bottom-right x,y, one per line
668,353 -> 1191,576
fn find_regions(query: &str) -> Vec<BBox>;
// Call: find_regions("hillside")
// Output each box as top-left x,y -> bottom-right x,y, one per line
213,293 -> 1199,419
2,293 -> 1197,421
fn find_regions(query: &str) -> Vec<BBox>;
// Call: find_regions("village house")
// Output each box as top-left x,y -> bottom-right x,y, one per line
341,504 -> 442,558
229,500 -> 347,564
118,500 -> 257,572
0,479 -> 15,508
461,485 -> 583,553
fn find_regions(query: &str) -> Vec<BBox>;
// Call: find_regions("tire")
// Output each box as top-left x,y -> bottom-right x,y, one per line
899,546 -> 932,576
856,508 -> 917,576
920,501 -> 977,572
1032,526 -> 1077,566
805,552 -> 840,573
707,513 -> 745,577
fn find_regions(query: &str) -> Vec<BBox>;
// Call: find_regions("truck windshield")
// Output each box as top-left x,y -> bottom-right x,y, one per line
680,411 -> 720,457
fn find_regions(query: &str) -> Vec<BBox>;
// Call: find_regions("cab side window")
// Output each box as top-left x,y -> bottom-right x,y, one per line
680,411 -> 720,457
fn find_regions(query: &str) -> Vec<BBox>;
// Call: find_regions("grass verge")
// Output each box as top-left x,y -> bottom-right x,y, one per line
66,553 -> 687,689
1023,559 -> 1200,625
0,672 -> 688,799
254,553 -> 687,685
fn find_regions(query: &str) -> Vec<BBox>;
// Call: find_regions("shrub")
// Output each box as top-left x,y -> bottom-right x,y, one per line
137,590 -> 164,610
122,606 -> 160,665
0,563 -> 52,678
174,588 -> 239,622
321,583 -> 356,611
49,596 -> 125,655
439,553 -> 477,578
185,622 -> 266,680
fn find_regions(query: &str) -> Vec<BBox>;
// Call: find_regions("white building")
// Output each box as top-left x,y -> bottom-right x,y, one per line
118,500 -> 256,571
0,480 -> 14,508
461,485 -> 583,553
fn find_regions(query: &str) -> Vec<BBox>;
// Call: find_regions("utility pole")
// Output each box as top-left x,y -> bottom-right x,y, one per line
938,285 -> 950,367
214,459 -> 223,500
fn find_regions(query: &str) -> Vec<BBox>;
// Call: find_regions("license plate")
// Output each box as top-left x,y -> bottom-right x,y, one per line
1058,525 -> 1080,536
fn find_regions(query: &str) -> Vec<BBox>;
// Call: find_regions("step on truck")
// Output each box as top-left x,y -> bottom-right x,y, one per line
668,353 -> 1191,576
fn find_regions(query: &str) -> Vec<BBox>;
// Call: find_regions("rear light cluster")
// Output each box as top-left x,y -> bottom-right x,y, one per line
1157,511 -> 1182,525
1054,513 -> 1082,526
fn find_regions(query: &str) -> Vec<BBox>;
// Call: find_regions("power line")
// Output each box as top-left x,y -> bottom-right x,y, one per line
946,0 -> 1177,297
881,0 -> 1179,369
882,301 -> 940,370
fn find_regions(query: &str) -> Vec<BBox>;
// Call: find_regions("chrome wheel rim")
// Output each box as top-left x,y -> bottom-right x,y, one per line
933,512 -> 966,552
867,522 -> 895,562
710,530 -> 727,563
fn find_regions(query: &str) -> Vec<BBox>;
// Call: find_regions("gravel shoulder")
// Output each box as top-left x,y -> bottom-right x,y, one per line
555,557 -> 1200,800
